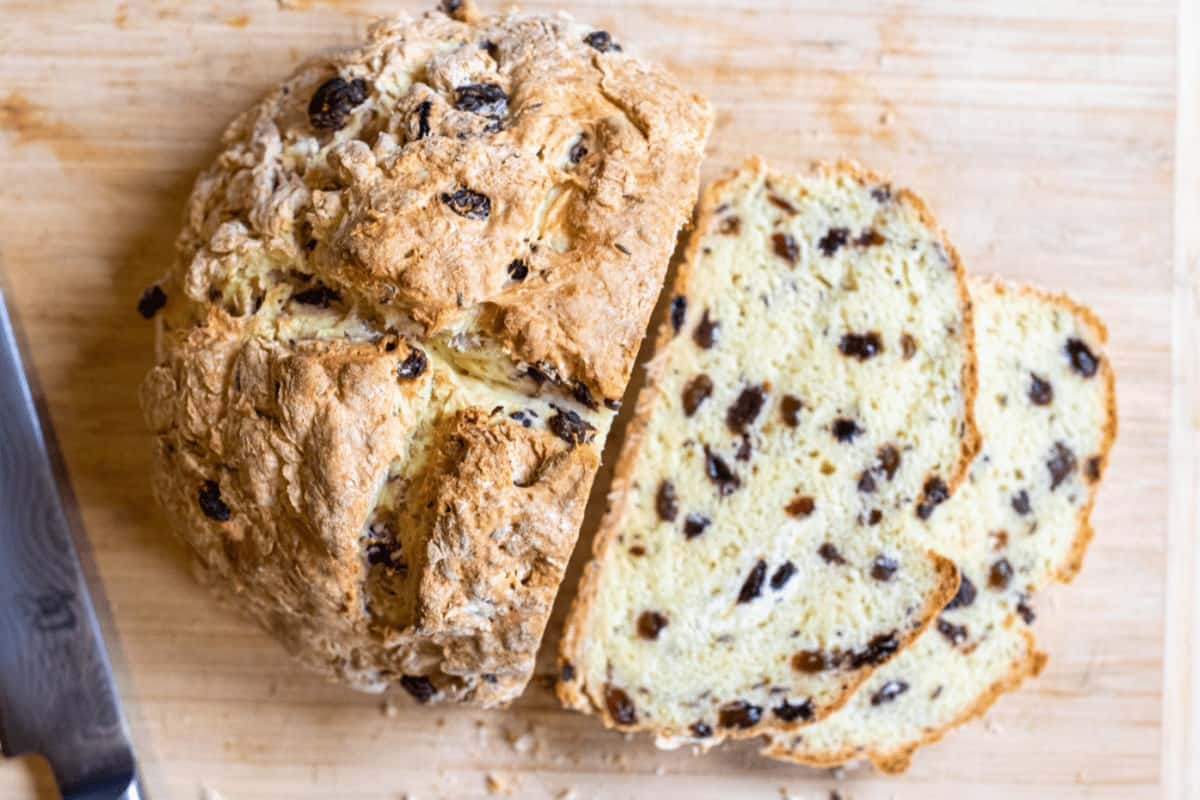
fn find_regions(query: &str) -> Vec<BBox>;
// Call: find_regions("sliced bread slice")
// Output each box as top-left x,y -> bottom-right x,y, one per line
558,157 -> 979,743
762,277 -> 1116,771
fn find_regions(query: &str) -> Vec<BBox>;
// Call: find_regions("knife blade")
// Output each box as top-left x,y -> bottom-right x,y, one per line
0,285 -> 143,800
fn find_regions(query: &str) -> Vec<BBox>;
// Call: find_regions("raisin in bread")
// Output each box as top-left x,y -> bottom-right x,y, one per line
558,157 -> 979,743
763,277 -> 1116,771
139,2 -> 711,706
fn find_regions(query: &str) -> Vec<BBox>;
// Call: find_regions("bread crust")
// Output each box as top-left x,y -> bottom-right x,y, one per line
558,157 -> 977,741
142,5 -> 711,704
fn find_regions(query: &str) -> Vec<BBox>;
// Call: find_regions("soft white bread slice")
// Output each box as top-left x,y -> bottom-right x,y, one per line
558,158 -> 979,744
762,277 -> 1116,771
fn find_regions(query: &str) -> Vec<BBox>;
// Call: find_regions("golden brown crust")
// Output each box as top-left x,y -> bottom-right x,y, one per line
142,6 -> 710,704
558,156 -> 976,738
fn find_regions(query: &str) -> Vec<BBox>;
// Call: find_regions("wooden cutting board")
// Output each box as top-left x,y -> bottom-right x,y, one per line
0,1 -> 1195,797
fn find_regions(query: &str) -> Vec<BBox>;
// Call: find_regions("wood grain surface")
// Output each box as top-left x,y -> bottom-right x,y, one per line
0,1 -> 1190,798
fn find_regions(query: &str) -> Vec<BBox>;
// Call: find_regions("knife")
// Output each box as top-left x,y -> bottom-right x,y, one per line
0,285 -> 143,800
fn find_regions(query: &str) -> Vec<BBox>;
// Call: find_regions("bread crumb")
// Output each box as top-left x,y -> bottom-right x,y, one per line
830,767 -> 847,781
381,698 -> 398,718
556,790 -> 578,800
199,787 -> 225,800
653,765 -> 665,776
485,773 -> 515,796
511,732 -> 535,754
879,110 -> 895,126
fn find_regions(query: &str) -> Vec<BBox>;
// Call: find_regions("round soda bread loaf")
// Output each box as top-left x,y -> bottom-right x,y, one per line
763,277 -> 1117,771
558,158 -> 979,743
138,1 -> 711,706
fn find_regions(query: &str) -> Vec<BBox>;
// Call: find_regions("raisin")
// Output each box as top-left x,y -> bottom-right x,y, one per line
440,0 -> 462,13
453,83 -> 508,116
1016,596 -> 1036,624
944,574 -> 976,610
584,30 -> 620,52
507,259 -> 529,281
414,99 -> 432,139
786,496 -> 815,518
877,445 -> 901,480
441,189 -> 491,220
690,722 -> 713,738
726,385 -> 767,433
846,632 -> 899,669
308,76 -> 369,130
569,140 -> 588,163
818,227 -> 850,257
524,365 -> 551,385
400,675 -> 436,703
1027,373 -> 1054,406
857,470 -> 877,493
867,509 -> 882,525
855,229 -> 886,247
669,295 -> 687,333
737,560 -> 767,603
693,309 -> 719,349
818,543 -> 846,565
870,680 -> 909,706
792,650 -> 831,673
292,283 -> 342,308
768,194 -> 798,214
734,434 -> 753,461
1066,338 -> 1099,377
936,617 -> 968,646
682,374 -> 714,416
656,481 -> 679,522
718,216 -> 741,235
832,418 -> 862,442
1086,456 -> 1102,482
137,285 -> 167,319
1047,441 -> 1077,490
549,407 -> 596,448
839,332 -> 882,361
871,555 -> 899,581
900,333 -> 917,359
397,347 -> 427,379
560,662 -> 576,682
604,398 -> 622,411
780,395 -> 802,427
683,513 -> 710,539
770,561 -> 797,590
916,476 -> 949,520
989,558 -> 1014,590
772,232 -> 798,264
704,446 -> 740,496
198,480 -> 231,522
773,699 -> 814,722
718,701 -> 762,729
604,685 -> 637,725
871,185 -> 892,202
629,545 -> 646,557
637,611 -> 669,640
1011,490 -> 1031,515
572,381 -> 598,410
509,410 -> 534,428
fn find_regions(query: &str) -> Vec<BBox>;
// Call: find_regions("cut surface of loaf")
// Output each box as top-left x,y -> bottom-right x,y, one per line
763,277 -> 1116,771
139,2 -> 711,706
558,157 -> 979,743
